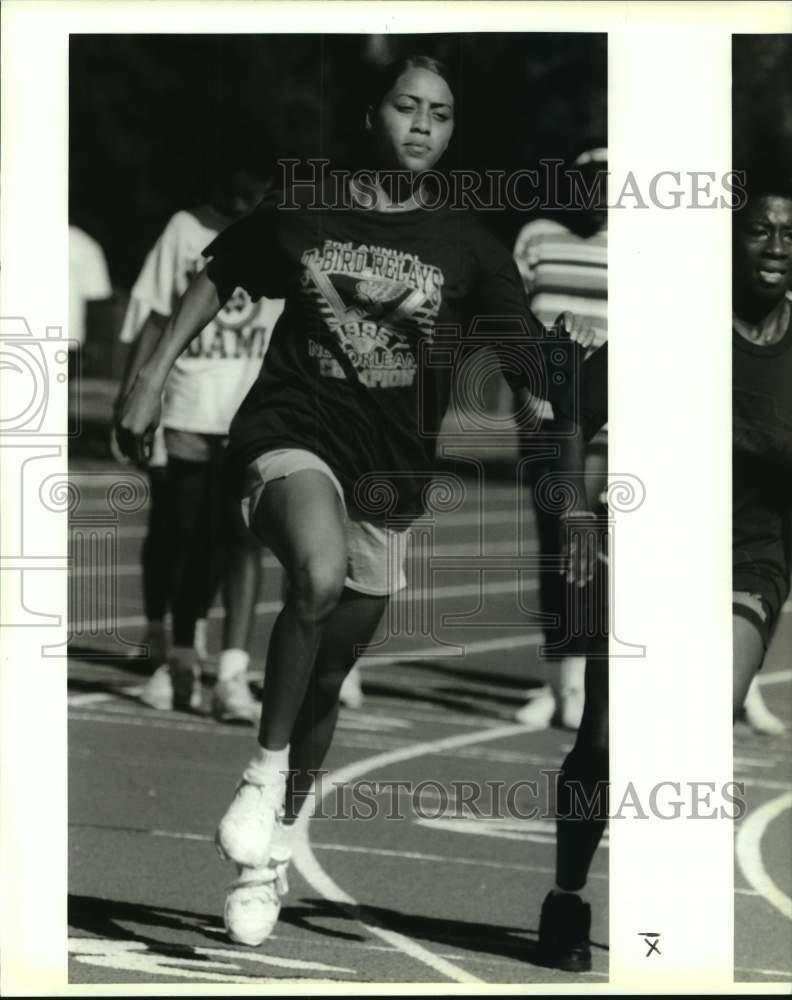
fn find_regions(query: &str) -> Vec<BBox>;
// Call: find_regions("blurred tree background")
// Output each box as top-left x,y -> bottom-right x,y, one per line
70,32 -> 606,289
733,35 -> 792,171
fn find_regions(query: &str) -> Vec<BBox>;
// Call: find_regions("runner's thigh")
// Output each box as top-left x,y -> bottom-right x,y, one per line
252,469 -> 347,581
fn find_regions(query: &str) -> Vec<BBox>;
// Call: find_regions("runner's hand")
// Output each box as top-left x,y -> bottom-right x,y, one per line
557,310 -> 597,350
115,374 -> 162,467
559,510 -> 599,588
108,425 -> 130,465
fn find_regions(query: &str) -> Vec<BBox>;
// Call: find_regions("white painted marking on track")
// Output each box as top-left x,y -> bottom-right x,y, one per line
735,756 -> 791,771
67,692 -> 116,707
291,721 -> 538,985
69,576 -> 541,631
142,827 -> 607,881
68,631 -> 546,711
755,669 -> 792,686
735,966 -> 792,979
329,711 -> 413,732
71,505 -> 529,538
735,791 -> 792,921
69,936 -> 354,982
413,816 -> 610,848
310,840 -> 609,878
192,945 -> 356,973
69,536 -> 540,577
732,775 -> 792,794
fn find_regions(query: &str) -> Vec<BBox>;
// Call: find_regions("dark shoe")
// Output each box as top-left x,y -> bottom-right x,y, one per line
538,890 -> 592,972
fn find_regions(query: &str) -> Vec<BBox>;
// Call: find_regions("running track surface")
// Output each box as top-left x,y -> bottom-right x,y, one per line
67,458 -> 792,986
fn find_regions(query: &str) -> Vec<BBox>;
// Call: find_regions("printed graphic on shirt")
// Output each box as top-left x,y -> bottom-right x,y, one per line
300,240 -> 444,389
182,257 -> 270,361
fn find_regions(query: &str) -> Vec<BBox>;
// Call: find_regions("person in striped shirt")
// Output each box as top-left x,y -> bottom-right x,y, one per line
512,145 -> 608,731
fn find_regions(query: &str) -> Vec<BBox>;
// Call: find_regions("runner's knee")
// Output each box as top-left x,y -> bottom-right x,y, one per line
290,554 -> 346,624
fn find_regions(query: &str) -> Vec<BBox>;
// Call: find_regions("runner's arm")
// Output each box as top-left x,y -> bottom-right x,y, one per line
113,310 -> 169,417
115,268 -> 222,463
553,343 -> 608,585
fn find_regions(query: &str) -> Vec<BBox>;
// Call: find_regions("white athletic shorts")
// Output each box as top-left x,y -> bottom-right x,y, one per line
240,448 -> 409,596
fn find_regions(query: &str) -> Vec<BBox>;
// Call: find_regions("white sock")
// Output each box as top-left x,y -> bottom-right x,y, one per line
194,618 -> 209,659
553,883 -> 586,899
218,648 -> 250,682
243,744 -> 290,785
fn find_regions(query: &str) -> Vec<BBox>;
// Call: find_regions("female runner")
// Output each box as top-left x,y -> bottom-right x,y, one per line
117,54 -> 592,948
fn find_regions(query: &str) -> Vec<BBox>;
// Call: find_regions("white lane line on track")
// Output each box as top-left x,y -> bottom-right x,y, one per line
733,777 -> 792,794
69,505 -> 526,535
122,828 -> 607,881
70,577 -> 541,632
310,841 -> 608,880
735,966 -> 792,980
291,721 -> 535,985
69,537 -> 539,578
735,791 -> 792,921
755,669 -> 792,686
67,632 -> 546,712
67,693 -> 116,707
736,756 -> 792,770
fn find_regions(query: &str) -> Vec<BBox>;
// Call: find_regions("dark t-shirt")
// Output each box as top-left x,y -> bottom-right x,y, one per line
205,189 -> 570,515
733,313 -> 792,473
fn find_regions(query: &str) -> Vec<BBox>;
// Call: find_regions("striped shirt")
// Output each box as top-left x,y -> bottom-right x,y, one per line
513,217 -> 607,348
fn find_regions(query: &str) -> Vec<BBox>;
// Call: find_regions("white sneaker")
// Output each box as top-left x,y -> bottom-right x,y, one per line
339,664 -> 364,710
743,678 -> 787,736
212,674 -> 260,725
225,858 -> 289,947
216,773 -> 286,868
138,664 -> 174,711
515,688 -> 556,729
557,688 -> 585,731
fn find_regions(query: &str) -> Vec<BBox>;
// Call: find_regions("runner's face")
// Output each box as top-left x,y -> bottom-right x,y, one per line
734,195 -> 792,304
214,171 -> 271,221
369,68 -> 454,173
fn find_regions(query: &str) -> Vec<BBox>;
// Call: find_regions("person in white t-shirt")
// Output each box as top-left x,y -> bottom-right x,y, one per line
69,225 -> 113,372
117,155 -> 284,722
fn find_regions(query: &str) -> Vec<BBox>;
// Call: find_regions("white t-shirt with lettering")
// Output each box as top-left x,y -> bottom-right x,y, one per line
120,207 -> 284,434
